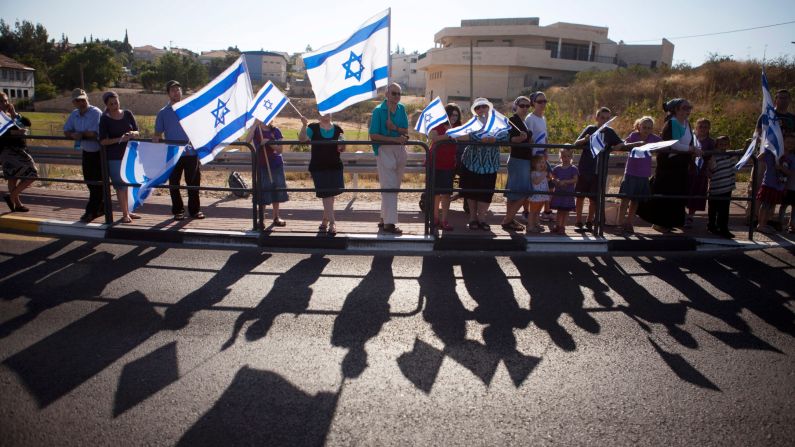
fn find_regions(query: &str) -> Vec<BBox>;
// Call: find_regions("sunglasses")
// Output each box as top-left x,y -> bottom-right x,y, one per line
390,91 -> 401,97
517,103 -> 531,108
534,99 -> 548,104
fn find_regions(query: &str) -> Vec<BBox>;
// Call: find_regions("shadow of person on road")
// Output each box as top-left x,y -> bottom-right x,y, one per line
512,257 -> 603,352
177,366 -> 339,446
0,243 -> 165,339
331,256 -> 394,380
162,251 -> 270,331
221,254 -> 329,350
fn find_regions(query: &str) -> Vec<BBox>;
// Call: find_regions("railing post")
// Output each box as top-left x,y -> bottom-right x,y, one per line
99,145 -> 113,224
748,155 -> 758,241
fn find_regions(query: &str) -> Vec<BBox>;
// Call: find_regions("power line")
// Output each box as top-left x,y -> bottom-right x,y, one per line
624,20 -> 795,43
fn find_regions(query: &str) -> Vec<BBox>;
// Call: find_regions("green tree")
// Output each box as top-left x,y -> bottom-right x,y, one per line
154,52 -> 208,90
51,43 -> 123,90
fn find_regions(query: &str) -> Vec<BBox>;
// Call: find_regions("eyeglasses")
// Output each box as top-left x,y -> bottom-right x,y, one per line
390,91 -> 401,97
534,99 -> 548,104
474,105 -> 488,110
517,104 -> 531,108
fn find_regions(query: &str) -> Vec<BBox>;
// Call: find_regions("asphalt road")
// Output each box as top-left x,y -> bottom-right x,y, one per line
0,234 -> 793,446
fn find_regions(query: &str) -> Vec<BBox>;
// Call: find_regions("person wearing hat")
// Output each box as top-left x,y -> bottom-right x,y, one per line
63,88 -> 105,222
98,91 -> 140,223
369,82 -> 409,235
153,80 -> 204,220
458,97 -> 508,231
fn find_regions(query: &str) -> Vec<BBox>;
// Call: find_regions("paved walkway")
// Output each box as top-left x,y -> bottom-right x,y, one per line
1,187 -> 793,252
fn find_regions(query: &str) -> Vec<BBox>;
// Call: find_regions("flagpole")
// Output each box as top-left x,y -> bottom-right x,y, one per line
255,122 -> 274,184
387,8 -> 392,87
288,101 -> 304,119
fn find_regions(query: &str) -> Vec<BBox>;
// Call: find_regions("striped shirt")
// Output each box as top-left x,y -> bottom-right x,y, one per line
709,156 -> 736,195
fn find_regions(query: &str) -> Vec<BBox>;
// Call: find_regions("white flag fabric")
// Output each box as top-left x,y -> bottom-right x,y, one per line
446,116 -> 484,139
0,111 -> 16,137
475,109 -> 511,138
590,116 -> 618,157
248,81 -> 289,127
302,9 -> 390,115
173,55 -> 253,165
414,97 -> 448,135
736,69 -> 783,170
121,141 -> 185,212
628,140 -> 678,158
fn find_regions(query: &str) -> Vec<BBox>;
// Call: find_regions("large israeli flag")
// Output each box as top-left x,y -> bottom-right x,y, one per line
303,9 -> 390,115
736,69 -> 783,170
0,111 -> 16,137
173,55 -> 253,164
590,116 -> 617,157
414,97 -> 447,135
248,81 -> 289,127
628,140 -> 678,158
121,141 -> 185,212
446,116 -> 484,139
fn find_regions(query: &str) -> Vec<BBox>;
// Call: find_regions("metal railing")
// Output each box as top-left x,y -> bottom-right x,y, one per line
6,136 -> 763,242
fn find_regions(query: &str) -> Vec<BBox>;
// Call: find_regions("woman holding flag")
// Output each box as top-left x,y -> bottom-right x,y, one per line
247,120 -> 288,227
98,91 -> 140,223
428,103 -> 462,231
458,98 -> 508,231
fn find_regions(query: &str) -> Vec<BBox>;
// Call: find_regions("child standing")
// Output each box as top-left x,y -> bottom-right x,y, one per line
619,116 -> 660,235
707,136 -> 737,238
527,155 -> 550,233
755,138 -> 788,234
550,149 -> 578,234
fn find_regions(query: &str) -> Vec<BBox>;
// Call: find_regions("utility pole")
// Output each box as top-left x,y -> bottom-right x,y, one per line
469,40 -> 474,103
79,62 -> 85,90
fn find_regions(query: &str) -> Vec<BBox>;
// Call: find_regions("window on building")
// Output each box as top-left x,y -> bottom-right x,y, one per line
560,43 -> 590,61
2,89 -> 7,96
476,40 -> 493,47
23,90 -> 28,98
545,41 -> 558,58
650,60 -> 657,68
410,58 -> 417,63
10,89 -> 15,98
411,69 -> 417,74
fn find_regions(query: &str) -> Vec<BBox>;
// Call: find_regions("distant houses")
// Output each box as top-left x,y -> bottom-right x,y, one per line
0,54 -> 35,102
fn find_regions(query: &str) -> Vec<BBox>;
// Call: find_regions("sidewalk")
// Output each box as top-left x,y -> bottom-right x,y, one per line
1,187 -> 792,253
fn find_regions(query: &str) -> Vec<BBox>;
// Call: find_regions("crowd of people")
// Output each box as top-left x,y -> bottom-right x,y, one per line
1,82 -> 794,239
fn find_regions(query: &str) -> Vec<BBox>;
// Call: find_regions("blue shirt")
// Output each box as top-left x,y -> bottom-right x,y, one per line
63,106 -> 102,152
369,100 -> 408,155
155,103 -> 194,155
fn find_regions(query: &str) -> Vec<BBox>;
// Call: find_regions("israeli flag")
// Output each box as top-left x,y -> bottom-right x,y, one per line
737,69 -> 783,170
173,55 -> 253,165
414,97 -> 447,135
693,136 -> 704,173
303,9 -> 390,115
0,111 -> 15,137
590,116 -> 617,157
629,140 -> 678,158
248,81 -> 289,127
446,116 -> 484,139
121,141 -> 185,212
474,109 -> 511,138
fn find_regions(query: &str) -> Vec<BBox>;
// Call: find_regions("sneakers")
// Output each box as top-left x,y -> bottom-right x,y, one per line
382,224 -> 403,235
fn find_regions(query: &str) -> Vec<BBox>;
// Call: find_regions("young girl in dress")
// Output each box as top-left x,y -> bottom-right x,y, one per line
527,154 -> 549,233
550,149 -> 578,234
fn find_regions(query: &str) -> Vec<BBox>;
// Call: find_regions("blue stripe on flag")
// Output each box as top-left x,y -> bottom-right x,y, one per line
193,113 -> 249,158
534,133 -> 546,144
174,62 -> 247,120
414,97 -> 442,132
425,116 -> 447,133
303,15 -> 390,70
316,66 -> 388,113
447,117 -> 481,136
0,120 -> 14,136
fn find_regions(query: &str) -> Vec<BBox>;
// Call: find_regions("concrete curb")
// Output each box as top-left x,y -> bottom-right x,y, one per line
1,214 -> 791,255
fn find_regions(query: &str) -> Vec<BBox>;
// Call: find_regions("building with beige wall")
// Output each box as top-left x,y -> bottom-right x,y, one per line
418,18 -> 673,107
390,53 -> 425,95
243,51 -> 288,86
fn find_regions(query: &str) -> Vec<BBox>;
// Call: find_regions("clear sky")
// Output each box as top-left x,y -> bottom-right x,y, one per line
2,0 -> 793,66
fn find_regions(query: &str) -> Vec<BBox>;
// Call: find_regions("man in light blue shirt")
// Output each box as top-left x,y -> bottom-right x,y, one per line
153,80 -> 204,220
63,88 -> 104,222
369,82 -> 409,234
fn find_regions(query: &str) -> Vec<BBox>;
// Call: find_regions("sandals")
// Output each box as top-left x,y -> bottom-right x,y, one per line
129,213 -> 141,220
501,221 -> 525,232
121,215 -> 133,223
273,218 -> 286,227
327,222 -> 337,236
174,212 -> 186,221
468,221 -> 479,230
318,221 -> 328,232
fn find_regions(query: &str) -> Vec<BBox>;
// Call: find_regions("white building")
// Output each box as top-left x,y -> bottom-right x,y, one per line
390,52 -> 425,95
242,51 -> 288,86
0,54 -> 35,102
418,18 -> 674,105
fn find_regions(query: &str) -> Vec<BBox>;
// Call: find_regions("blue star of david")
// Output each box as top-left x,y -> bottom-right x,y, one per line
342,51 -> 364,81
211,98 -> 231,128
424,114 -> 433,125
263,99 -> 273,111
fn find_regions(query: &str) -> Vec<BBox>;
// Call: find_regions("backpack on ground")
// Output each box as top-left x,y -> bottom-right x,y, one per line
227,171 -> 250,198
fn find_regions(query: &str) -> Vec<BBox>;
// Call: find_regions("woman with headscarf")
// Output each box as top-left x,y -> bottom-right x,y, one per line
637,98 -> 702,233
98,91 -> 140,223
458,97 -> 509,230
0,92 -> 37,212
